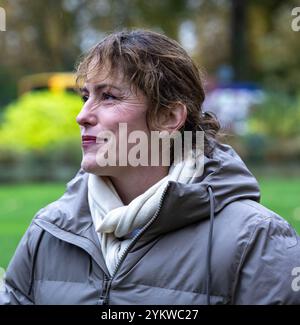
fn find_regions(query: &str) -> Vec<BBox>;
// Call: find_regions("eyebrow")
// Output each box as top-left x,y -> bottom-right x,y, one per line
80,83 -> 122,93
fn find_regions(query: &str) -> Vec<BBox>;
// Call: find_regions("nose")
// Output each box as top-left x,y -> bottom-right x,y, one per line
76,104 -> 97,127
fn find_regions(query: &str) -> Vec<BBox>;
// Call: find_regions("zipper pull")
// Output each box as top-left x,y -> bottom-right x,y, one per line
101,275 -> 111,305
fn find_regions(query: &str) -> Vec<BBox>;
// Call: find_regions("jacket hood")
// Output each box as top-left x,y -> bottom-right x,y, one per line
35,143 -> 260,239
147,143 -> 261,236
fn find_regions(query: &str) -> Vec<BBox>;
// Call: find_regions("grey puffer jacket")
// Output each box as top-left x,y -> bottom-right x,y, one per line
1,144 -> 300,305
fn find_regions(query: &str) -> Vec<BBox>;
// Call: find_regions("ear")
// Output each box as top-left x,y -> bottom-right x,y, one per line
158,102 -> 187,133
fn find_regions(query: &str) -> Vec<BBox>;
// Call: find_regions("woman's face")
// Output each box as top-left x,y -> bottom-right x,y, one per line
76,67 -> 151,176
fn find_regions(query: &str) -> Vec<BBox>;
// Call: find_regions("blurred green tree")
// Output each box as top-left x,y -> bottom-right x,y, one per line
1,0 -> 300,107
0,91 -> 82,150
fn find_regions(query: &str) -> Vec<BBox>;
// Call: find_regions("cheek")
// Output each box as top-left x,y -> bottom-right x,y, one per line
102,105 -> 149,133
121,106 -> 149,131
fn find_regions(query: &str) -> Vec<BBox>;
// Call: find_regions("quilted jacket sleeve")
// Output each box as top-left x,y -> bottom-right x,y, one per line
0,223 -> 43,305
233,216 -> 300,304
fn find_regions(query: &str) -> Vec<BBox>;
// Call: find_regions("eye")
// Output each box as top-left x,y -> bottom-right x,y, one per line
102,92 -> 117,101
82,95 -> 89,103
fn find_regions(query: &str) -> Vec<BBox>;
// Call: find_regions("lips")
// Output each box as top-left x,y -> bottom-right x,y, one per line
82,135 -> 97,142
81,135 -> 97,147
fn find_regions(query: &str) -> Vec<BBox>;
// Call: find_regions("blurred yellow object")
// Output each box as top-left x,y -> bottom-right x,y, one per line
18,72 -> 77,96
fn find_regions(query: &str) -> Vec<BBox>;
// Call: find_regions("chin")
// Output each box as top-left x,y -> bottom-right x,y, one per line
81,155 -> 99,174
81,155 -> 116,176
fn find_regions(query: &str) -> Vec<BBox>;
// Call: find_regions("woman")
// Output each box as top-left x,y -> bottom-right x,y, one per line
1,30 -> 300,305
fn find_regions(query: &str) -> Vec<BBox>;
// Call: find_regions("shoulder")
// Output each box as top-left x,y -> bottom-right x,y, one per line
210,199 -> 299,280
219,200 -> 300,304
31,169 -> 90,228
214,199 -> 299,260
11,221 -> 45,260
215,199 -> 297,242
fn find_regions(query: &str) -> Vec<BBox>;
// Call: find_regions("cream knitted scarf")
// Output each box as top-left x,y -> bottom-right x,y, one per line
88,155 -> 202,275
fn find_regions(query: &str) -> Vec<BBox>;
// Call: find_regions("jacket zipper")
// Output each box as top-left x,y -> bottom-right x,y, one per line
101,274 -> 111,305
101,182 -> 171,305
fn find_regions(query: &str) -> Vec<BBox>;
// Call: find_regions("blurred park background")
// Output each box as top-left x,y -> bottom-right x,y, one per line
0,0 -> 300,268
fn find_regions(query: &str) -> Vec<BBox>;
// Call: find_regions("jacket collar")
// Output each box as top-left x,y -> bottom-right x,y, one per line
34,143 -> 260,258
144,143 -> 260,237
33,169 -> 110,273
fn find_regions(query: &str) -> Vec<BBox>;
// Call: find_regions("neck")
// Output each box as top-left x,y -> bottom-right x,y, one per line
109,166 -> 169,205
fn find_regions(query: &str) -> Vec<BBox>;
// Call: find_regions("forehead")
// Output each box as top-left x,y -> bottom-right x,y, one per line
85,65 -> 125,89
82,59 -> 144,99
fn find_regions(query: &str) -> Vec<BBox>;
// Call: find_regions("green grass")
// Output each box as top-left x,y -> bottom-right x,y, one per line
257,177 -> 300,234
0,178 -> 300,269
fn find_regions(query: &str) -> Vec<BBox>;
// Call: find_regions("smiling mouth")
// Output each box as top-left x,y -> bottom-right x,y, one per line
81,135 -> 108,147
82,135 -> 96,145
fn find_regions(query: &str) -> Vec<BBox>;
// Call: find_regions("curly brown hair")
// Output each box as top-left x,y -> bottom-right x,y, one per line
76,29 -> 220,156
